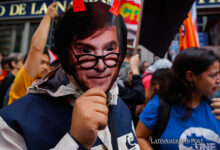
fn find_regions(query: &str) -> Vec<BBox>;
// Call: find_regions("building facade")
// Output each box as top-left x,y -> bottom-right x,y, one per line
196,0 -> 220,55
0,0 -> 72,56
0,0 -> 219,57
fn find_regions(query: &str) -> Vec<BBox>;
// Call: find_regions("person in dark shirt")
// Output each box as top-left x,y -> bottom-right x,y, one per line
0,55 -> 23,108
118,54 -> 145,126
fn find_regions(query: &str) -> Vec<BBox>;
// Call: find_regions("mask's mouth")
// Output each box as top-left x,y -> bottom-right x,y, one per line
88,76 -> 109,79
88,73 -> 111,78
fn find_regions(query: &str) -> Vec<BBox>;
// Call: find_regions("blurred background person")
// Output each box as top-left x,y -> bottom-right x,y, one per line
0,57 -> 11,83
118,48 -> 133,82
135,68 -> 170,127
142,58 -> 172,92
0,54 -> 24,108
7,2 -> 57,105
139,60 -> 149,75
145,68 -> 170,105
117,54 -> 145,126
0,53 -> 3,80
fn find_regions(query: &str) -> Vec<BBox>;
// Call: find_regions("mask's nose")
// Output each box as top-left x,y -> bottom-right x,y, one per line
94,58 -> 106,71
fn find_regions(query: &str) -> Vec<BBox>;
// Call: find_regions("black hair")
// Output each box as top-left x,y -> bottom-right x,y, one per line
23,54 -> 28,64
54,2 -> 127,75
4,57 -> 18,69
150,68 -> 169,92
158,47 -> 219,111
139,61 -> 148,74
1,58 -> 7,69
43,48 -> 49,57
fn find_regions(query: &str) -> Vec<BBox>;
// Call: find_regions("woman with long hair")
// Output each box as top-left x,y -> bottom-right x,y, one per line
136,47 -> 220,150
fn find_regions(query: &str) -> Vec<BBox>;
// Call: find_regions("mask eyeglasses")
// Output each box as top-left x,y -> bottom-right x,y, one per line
71,49 -> 119,70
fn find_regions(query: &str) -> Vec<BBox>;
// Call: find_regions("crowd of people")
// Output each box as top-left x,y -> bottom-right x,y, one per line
0,1 -> 219,150
0,2 -> 59,108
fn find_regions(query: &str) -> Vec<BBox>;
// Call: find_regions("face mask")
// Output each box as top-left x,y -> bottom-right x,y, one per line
55,0 -> 126,92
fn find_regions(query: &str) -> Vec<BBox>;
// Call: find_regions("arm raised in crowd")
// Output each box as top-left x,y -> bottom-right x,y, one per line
129,54 -> 145,105
130,54 -> 140,75
24,2 -> 57,78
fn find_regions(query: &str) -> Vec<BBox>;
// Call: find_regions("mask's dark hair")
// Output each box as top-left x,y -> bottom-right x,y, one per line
159,47 -> 219,111
54,2 -> 127,75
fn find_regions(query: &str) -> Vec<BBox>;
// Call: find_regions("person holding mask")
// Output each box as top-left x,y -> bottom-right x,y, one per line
136,47 -> 220,150
0,1 -> 140,150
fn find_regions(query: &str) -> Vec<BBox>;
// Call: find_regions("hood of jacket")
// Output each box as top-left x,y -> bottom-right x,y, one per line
28,66 -> 119,106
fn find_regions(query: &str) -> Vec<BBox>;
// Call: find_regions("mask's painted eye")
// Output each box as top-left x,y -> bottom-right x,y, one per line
106,47 -> 114,51
81,48 -> 91,53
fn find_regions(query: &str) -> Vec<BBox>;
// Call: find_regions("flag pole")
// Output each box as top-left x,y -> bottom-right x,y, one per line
134,0 -> 144,55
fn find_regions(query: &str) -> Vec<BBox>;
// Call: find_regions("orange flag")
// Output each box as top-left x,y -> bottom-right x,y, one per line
179,4 -> 199,51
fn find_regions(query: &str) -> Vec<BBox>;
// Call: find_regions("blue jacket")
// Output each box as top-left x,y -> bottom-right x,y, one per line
0,67 -> 140,150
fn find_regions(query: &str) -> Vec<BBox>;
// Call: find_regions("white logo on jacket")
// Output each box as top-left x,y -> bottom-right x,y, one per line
117,133 -> 140,150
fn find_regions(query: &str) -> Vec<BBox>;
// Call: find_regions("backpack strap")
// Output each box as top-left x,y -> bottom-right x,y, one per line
205,96 -> 214,110
150,97 -> 171,150
109,106 -> 119,150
